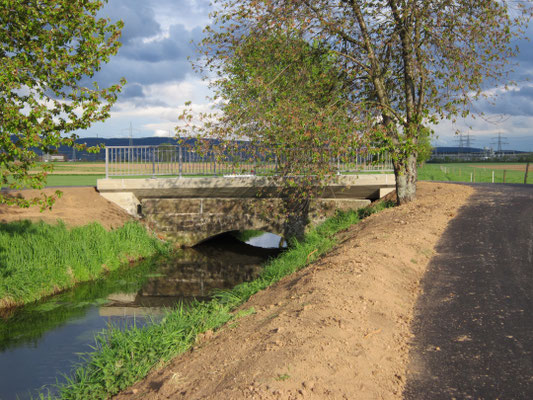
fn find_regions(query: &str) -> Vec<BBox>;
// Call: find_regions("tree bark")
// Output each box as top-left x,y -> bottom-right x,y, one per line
283,196 -> 310,243
393,153 -> 417,205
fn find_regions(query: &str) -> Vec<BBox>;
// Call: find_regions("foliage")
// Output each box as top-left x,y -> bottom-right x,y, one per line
0,0 -> 124,208
188,0 -> 532,204
179,30 -> 364,237
416,126 -> 433,165
43,200 -> 393,399
231,230 -> 266,243
0,220 -> 168,308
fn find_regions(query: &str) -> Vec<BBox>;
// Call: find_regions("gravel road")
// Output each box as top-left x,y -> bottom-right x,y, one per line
405,183 -> 533,399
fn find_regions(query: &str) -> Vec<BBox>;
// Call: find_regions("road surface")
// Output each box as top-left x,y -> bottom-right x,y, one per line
405,183 -> 533,399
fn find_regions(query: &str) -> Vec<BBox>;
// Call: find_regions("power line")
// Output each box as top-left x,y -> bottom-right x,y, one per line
464,133 -> 475,149
491,132 -> 509,153
121,122 -> 140,161
121,122 -> 140,146
454,133 -> 475,151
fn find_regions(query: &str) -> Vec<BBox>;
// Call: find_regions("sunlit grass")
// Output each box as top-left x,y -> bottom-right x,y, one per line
0,221 -> 168,308
418,163 -> 532,184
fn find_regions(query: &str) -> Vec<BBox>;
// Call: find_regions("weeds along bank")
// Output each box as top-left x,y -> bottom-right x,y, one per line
0,220 -> 168,309
40,201 -> 392,400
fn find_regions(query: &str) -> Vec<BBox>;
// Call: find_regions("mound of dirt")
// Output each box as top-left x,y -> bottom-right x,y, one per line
0,187 -> 132,229
114,182 -> 474,400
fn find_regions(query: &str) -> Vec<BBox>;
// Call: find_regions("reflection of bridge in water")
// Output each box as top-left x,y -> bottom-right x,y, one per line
99,234 -> 282,317
97,145 -> 396,246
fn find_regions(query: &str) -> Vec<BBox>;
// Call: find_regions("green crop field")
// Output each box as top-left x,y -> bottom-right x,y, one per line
12,161 -> 530,188
418,163 -> 532,184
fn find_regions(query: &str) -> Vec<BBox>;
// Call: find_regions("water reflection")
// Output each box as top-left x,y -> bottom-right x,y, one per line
0,232 -> 282,400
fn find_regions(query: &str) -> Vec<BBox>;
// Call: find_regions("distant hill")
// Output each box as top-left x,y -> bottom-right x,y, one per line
14,136 -> 186,161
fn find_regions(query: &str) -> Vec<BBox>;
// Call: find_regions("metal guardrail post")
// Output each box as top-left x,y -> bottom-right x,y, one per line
152,146 -> 156,178
178,145 -> 183,177
105,147 -> 109,178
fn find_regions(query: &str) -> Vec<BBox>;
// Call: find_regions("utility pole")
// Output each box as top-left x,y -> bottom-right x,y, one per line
464,133 -> 474,149
454,133 -> 465,160
121,122 -> 140,161
491,132 -> 509,157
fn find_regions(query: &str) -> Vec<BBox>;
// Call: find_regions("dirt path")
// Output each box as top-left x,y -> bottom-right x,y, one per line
405,184 -> 533,399
0,187 -> 132,229
112,182 -> 474,400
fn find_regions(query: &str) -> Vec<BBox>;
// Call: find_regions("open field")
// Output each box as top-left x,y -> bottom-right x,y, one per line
418,163 -> 531,184
14,161 -> 390,187
16,161 -> 530,187
471,164 -> 528,171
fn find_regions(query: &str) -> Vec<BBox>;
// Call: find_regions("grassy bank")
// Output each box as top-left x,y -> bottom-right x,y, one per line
419,163 -> 532,184
0,221 -> 168,308
45,200 -> 393,399
0,253 -> 164,352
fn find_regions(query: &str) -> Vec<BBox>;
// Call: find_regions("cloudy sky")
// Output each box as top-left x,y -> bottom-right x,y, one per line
77,0 -> 533,152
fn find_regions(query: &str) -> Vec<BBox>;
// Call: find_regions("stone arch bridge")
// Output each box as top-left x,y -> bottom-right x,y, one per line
97,175 -> 395,246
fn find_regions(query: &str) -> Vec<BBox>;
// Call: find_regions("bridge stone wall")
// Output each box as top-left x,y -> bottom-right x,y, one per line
142,197 -> 370,246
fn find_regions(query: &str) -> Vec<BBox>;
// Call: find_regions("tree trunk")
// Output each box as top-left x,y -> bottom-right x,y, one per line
283,196 -> 310,243
393,153 -> 418,205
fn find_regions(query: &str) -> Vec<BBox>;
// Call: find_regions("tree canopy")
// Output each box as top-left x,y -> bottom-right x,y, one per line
179,30 -> 363,238
190,0 -> 532,204
0,0 -> 124,208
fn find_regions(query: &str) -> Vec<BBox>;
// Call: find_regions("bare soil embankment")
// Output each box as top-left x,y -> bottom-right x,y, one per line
112,182 -> 474,400
0,187 -> 131,229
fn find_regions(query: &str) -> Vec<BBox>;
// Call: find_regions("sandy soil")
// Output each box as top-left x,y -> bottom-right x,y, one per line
472,164 -> 528,171
111,182 -> 474,400
0,187 -> 132,229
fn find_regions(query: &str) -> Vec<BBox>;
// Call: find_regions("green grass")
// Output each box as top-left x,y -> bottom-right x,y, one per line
41,200 -> 393,399
0,220 -> 168,308
418,163 -> 532,184
0,254 -> 164,352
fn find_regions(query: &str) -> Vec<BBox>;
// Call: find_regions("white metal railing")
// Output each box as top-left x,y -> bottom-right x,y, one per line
104,145 -> 393,178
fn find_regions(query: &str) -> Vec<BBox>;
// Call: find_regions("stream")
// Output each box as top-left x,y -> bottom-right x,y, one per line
0,232 -> 283,400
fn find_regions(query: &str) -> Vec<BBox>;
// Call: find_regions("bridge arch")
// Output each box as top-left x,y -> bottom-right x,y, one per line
142,198 -> 286,247
141,196 -> 374,247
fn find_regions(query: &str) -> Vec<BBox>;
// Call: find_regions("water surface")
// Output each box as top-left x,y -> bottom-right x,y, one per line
0,232 -> 282,399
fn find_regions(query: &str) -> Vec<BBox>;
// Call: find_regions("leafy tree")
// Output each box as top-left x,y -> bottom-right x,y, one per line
193,0 -> 531,204
0,0 -> 124,208
416,126 -> 433,165
179,31 -> 363,238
